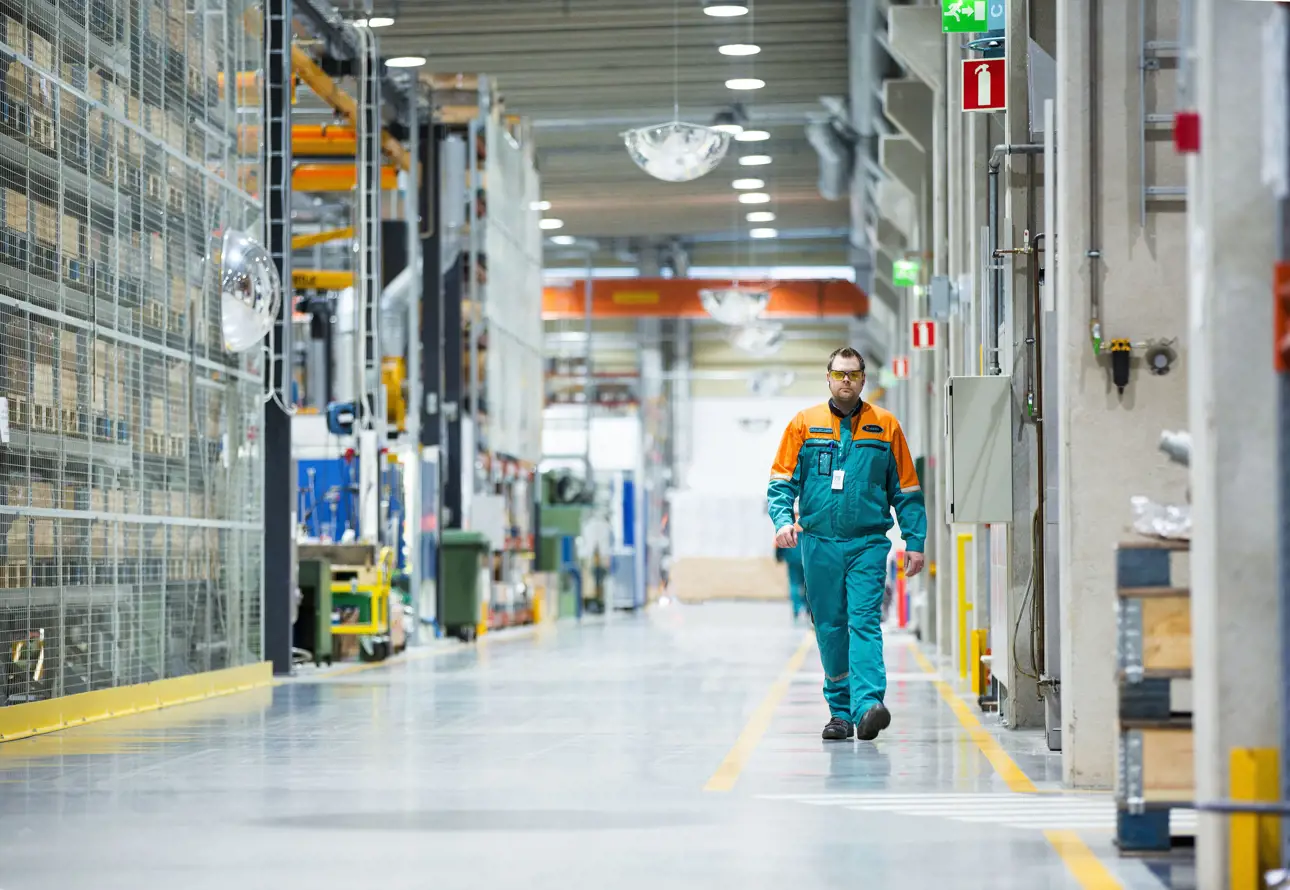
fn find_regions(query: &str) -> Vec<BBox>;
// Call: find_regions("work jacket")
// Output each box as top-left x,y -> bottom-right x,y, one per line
767,400 -> 927,552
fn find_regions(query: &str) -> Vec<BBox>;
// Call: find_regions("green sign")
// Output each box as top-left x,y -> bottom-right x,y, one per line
942,0 -> 988,32
893,258 -> 920,287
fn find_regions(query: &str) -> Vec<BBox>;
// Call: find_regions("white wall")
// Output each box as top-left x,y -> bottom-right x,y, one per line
670,396 -> 814,560
541,408 -> 641,472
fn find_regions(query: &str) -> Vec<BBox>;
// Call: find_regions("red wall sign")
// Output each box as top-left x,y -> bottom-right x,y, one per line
962,57 -> 1007,113
892,356 -> 910,379
911,320 -> 937,351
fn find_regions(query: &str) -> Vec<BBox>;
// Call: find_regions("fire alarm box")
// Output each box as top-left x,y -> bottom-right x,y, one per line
945,376 -> 1013,524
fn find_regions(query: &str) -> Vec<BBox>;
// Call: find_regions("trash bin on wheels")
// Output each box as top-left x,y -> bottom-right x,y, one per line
440,529 -> 491,641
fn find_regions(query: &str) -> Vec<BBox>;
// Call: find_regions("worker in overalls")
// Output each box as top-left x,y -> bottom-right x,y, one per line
767,347 -> 927,742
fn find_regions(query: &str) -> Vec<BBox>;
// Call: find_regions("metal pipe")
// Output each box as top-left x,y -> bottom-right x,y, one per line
1089,0 -> 1103,353
987,143 -> 1043,375
1278,4 -> 1290,866
583,249 -> 595,482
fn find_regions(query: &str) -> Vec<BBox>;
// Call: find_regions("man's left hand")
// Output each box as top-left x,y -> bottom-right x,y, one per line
905,552 -> 925,577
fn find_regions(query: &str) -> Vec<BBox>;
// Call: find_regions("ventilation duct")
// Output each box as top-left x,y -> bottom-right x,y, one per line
805,105 -> 857,201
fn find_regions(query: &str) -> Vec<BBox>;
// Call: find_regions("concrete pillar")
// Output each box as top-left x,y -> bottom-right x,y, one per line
1188,1 -> 1279,884
1054,0 -> 1190,787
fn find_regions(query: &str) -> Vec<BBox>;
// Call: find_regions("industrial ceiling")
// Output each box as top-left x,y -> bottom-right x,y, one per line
369,0 -> 855,268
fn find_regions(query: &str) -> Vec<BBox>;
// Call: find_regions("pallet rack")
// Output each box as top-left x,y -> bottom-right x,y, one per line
1115,537 -> 1195,853
0,0 -> 263,706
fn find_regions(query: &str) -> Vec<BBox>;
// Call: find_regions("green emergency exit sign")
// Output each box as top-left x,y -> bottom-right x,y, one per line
942,0 -> 988,32
893,258 -> 920,287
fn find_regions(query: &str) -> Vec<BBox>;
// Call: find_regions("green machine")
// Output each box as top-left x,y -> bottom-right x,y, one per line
537,505 -> 584,619
440,529 -> 491,641
295,559 -> 334,666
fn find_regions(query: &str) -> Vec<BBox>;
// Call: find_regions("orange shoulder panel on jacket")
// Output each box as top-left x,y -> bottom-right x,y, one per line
890,419 -> 921,492
800,403 -> 838,438
770,412 -> 806,481
856,403 -> 897,441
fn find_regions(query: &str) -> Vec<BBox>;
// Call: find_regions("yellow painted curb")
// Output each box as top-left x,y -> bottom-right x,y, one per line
0,661 -> 273,743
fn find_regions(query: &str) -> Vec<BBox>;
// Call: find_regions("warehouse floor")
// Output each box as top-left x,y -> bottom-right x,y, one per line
0,603 -> 1186,889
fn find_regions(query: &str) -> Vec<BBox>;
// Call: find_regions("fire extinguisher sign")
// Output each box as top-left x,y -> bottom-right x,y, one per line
961,57 -> 1007,113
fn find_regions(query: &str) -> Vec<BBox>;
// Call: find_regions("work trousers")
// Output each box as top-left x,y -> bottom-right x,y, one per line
799,532 -> 891,722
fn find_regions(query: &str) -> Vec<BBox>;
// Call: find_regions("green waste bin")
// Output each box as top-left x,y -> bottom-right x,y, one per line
441,529 -> 491,641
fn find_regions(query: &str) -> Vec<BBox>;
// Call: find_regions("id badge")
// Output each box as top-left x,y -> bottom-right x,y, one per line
831,470 -> 845,491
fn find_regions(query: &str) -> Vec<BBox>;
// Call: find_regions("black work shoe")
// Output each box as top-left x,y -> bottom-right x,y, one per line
856,704 -> 891,741
822,717 -> 854,741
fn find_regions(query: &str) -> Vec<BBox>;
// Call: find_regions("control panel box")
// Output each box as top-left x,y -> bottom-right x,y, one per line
945,375 -> 1014,524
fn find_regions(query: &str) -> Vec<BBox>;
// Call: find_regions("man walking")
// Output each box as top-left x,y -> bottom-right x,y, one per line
767,347 -> 926,741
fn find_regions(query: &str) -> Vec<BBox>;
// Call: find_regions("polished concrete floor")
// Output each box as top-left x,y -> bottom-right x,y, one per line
0,603 -> 1181,889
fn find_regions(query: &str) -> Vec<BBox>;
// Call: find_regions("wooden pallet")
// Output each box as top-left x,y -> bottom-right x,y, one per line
142,428 -> 165,455
6,395 -> 27,429
0,561 -> 29,588
166,433 -> 186,458
30,403 -> 55,432
59,407 -> 88,438
141,300 -> 166,330
29,108 -> 54,153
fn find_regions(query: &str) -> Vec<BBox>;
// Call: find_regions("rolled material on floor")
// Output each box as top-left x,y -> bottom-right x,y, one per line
668,557 -> 790,603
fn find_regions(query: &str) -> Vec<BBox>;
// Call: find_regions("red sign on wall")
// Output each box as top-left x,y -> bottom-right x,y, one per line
962,57 -> 1007,113
911,320 -> 937,351
892,356 -> 910,379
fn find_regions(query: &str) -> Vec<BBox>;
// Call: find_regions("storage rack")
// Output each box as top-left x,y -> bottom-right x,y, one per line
0,0 -> 264,704
459,77 -> 543,631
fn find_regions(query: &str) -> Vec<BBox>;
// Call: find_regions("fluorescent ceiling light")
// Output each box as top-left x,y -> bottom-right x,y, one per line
738,192 -> 771,204
732,178 -> 764,189
746,211 -> 776,222
719,43 -> 760,56
750,228 -> 778,239
712,123 -> 744,135
533,200 -> 552,211
726,77 -> 765,91
385,56 -> 427,68
704,1 -> 749,17
739,155 -> 772,166
368,16 -> 394,27
550,235 -> 576,246
539,218 -> 565,230
736,129 -> 770,142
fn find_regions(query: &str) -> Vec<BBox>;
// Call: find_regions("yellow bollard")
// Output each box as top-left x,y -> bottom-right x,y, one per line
956,533 -> 974,680
1230,748 -> 1280,890
970,629 -> 988,696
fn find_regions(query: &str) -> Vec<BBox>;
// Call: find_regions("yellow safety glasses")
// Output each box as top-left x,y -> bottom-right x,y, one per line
828,370 -> 863,382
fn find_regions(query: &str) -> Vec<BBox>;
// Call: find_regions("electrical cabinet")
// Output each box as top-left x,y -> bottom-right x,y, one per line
945,376 -> 1013,524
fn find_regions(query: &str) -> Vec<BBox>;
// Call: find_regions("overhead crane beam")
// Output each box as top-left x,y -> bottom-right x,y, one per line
541,278 -> 871,320
293,270 -> 354,290
238,124 -> 357,157
238,163 -> 399,192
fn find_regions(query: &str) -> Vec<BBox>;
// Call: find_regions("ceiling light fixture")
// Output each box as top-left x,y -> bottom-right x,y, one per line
718,43 -> 760,56
539,218 -> 565,230
533,200 -> 552,211
739,155 -> 772,166
746,211 -> 776,222
735,129 -> 770,142
725,77 -> 765,91
703,0 -> 749,17
385,56 -> 427,68
732,178 -> 765,189
738,192 -> 771,204
367,16 -> 394,27
712,122 -> 744,135
750,227 -> 779,239
550,235 -> 576,246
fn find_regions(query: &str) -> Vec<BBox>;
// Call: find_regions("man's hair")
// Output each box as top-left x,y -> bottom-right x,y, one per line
827,346 -> 866,373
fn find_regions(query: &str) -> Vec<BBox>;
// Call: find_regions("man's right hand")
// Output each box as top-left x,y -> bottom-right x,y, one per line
775,524 -> 799,549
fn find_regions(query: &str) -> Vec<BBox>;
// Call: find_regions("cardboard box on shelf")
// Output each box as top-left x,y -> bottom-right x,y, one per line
33,362 -> 53,407
60,215 -> 81,259
60,366 -> 79,410
33,201 -> 56,246
3,188 -> 27,233
148,396 -> 166,431
32,519 -> 55,558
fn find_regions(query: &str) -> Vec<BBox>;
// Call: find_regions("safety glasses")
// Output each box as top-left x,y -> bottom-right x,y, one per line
828,370 -> 863,382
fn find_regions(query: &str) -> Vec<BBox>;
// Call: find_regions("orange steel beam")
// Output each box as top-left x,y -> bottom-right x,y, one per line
292,164 -> 399,192
542,278 -> 870,320
238,124 -> 358,157
290,45 -> 411,171
291,227 -> 355,250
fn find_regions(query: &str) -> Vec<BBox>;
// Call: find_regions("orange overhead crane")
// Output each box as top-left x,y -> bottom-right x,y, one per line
238,124 -> 357,157
238,163 -> 400,193
542,278 -> 870,320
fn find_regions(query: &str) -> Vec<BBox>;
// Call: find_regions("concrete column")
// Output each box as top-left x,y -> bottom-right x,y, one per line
1055,0 -> 1190,787
1188,1 -> 1279,885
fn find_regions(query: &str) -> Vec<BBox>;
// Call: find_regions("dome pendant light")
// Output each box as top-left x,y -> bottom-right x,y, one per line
623,0 -> 731,182
703,0 -> 749,16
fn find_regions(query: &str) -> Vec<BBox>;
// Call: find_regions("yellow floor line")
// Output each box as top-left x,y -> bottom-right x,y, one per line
911,643 -> 1123,890
705,633 -> 814,793
1045,830 -> 1127,890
